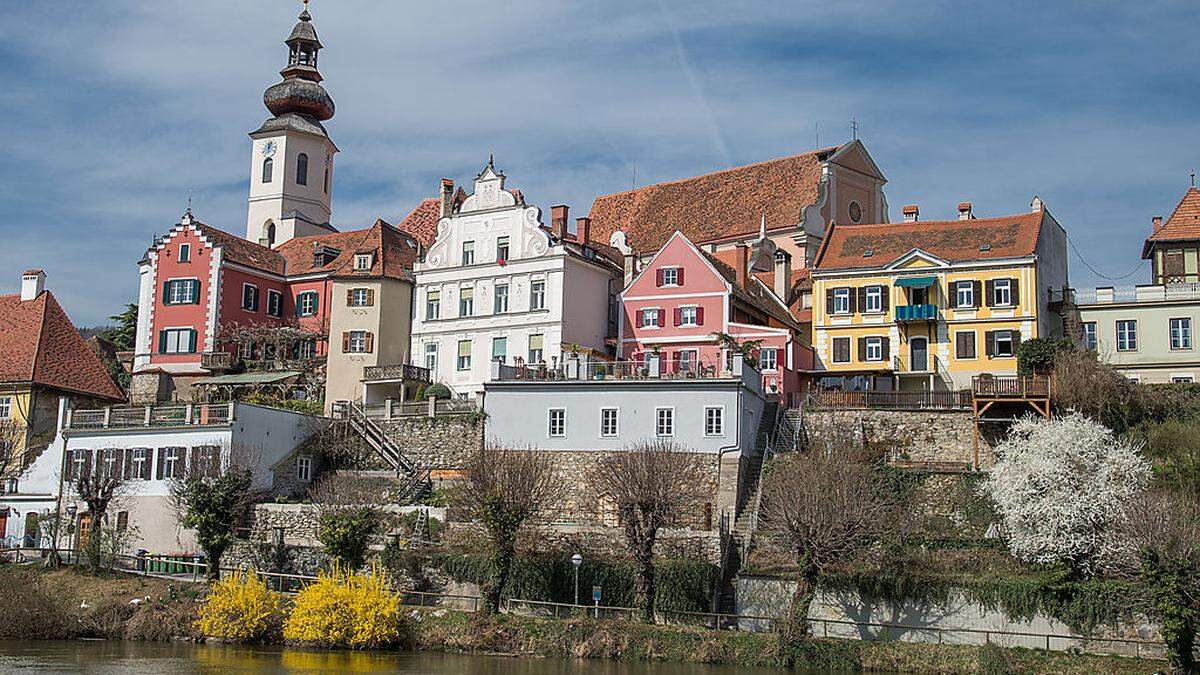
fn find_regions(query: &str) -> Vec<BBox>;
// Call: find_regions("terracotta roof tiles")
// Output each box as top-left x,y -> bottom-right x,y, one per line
1143,187 -> 1200,257
395,198 -> 442,248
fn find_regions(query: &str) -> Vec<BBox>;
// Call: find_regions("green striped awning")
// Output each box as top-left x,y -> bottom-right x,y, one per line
894,276 -> 936,288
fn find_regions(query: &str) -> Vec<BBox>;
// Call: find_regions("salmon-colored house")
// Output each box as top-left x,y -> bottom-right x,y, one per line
618,231 -> 813,403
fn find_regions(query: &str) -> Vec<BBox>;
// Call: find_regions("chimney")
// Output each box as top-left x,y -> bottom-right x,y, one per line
1152,216 -> 1163,232
734,243 -> 750,288
902,205 -> 919,222
550,205 -> 569,240
21,269 -> 45,301
439,178 -> 455,218
773,250 -> 792,301
957,202 -> 974,220
576,217 -> 591,245
623,251 -> 638,286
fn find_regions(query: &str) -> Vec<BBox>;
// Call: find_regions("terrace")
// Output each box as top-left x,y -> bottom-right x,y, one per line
65,402 -> 235,431
492,354 -> 749,383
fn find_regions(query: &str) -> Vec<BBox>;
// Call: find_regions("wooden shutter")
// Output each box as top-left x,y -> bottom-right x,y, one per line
673,308 -> 682,326
857,337 -> 867,362
1013,330 -> 1021,345
188,329 -> 197,353
857,287 -> 867,313
366,289 -> 375,306
364,332 -> 375,353
880,286 -> 890,312
1010,278 -> 1020,306
696,306 -> 705,325
658,309 -> 666,326
848,287 -> 858,313
158,330 -> 167,354
122,449 -> 132,480
676,268 -> 685,285
156,448 -> 166,480
972,281 -> 982,308
295,296 -> 303,317
985,331 -> 996,357
162,281 -> 170,304
342,332 -> 351,352
191,280 -> 201,304
112,449 -> 124,481
636,310 -> 644,328
656,269 -> 665,287
346,289 -> 354,305
825,289 -> 835,314
881,337 -> 891,361
984,280 -> 995,307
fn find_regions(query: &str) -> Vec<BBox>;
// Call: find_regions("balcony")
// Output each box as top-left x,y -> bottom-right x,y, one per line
65,402 -> 235,431
972,375 -> 1050,399
895,304 -> 938,322
807,388 -> 972,411
362,363 -> 432,383
200,351 -> 234,371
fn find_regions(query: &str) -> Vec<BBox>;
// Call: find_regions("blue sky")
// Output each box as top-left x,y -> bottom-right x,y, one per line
0,1 -> 1196,325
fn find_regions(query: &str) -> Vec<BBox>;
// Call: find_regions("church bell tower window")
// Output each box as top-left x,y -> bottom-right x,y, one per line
296,153 -> 309,186
262,157 -> 273,183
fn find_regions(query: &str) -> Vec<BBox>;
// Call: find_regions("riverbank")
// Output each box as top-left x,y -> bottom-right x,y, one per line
0,566 -> 1162,673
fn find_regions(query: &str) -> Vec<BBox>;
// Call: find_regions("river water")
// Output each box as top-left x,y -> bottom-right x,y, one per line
0,640 -> 785,674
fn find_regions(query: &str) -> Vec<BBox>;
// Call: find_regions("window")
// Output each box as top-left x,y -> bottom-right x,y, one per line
956,331 -> 976,359
530,280 -> 545,310
354,254 -> 372,271
833,288 -> 851,315
1116,320 -> 1138,352
241,284 -> 259,311
832,337 -> 851,363
297,291 -> 318,316
424,342 -> 438,371
705,407 -> 724,437
0,396 -> 10,418
159,328 -> 196,354
600,408 -> 619,438
1170,318 -> 1192,350
676,349 -> 696,372
955,281 -> 974,309
346,331 -> 368,353
178,244 -> 191,263
496,236 -> 510,262
848,200 -> 863,223
679,306 -> 698,326
296,153 -> 308,185
266,290 -> 282,317
656,407 -> 675,437
130,448 -> 151,480
296,339 -> 316,359
350,288 -> 371,307
865,286 -> 882,313
297,456 -> 312,482
865,337 -> 883,362
528,334 -> 544,364
910,286 -> 929,306
992,279 -> 1013,307
461,241 -> 475,266
492,337 -> 507,362
116,511 -> 128,533
101,448 -> 119,479
759,348 -> 779,372
191,445 -> 220,478
494,283 -> 509,313
160,447 -> 184,479
641,308 -> 660,328
262,157 -> 273,183
661,267 -> 680,286
1172,375 -> 1194,384
324,155 -> 331,193
548,409 -> 566,437
164,279 -> 198,305
993,330 -> 1016,357
70,449 -> 88,480
425,289 -> 440,320
459,287 -> 474,316
457,340 -> 472,370
1082,322 -> 1097,351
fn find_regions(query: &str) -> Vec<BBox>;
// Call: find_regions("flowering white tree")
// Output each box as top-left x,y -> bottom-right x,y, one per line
980,413 -> 1150,575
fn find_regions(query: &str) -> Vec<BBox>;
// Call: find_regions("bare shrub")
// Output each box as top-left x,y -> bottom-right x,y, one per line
1051,350 -> 1147,433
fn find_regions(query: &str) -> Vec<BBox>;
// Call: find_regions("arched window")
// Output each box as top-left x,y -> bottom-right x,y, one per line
296,153 -> 309,186
323,157 -> 330,194
265,221 -> 276,247
261,157 -> 273,183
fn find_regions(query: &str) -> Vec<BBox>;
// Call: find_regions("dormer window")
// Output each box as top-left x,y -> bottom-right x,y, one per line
312,245 -> 341,267
179,244 -> 191,263
354,254 -> 373,271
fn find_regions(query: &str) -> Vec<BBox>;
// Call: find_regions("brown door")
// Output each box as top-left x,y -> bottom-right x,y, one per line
0,508 -> 8,544
77,513 -> 93,552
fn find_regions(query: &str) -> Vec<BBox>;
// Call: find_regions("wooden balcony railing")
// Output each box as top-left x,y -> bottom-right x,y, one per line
971,375 -> 1050,399
65,402 -> 235,430
200,351 -> 234,371
807,389 -> 972,411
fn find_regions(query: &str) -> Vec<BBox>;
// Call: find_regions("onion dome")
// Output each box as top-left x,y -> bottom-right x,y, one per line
261,3 -> 334,123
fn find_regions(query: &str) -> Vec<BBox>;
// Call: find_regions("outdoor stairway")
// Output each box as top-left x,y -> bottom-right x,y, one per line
331,400 -> 431,502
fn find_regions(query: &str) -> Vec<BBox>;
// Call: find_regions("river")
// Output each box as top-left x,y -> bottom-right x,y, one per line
0,640 -> 786,674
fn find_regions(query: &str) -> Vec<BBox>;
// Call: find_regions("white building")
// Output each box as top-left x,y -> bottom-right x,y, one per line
0,399 -> 325,554
401,159 -> 622,400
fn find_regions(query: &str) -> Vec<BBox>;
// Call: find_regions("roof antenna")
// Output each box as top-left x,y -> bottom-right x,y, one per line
632,165 -> 638,191
814,122 -> 819,149
1191,171 -> 1196,188
851,117 -> 858,140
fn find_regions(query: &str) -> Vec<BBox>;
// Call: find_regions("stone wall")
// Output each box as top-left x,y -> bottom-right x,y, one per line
806,409 -> 995,469
378,414 -> 483,470
445,521 -> 721,563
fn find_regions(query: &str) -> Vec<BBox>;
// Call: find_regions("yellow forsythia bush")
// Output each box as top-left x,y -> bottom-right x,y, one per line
283,564 -> 402,648
196,570 -> 281,642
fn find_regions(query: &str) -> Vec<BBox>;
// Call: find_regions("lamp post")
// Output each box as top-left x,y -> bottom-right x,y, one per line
571,553 -> 583,606
66,504 -> 78,566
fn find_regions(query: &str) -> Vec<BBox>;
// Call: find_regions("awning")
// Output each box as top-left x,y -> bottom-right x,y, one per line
192,371 -> 302,386
894,276 -> 936,288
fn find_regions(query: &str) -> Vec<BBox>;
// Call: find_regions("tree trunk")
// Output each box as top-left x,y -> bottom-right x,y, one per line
206,548 -> 222,582
483,540 -> 515,615
1145,559 -> 1196,673
633,547 -> 656,623
780,556 -> 818,666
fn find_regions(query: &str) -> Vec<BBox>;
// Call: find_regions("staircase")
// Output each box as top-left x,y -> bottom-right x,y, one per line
331,400 -> 431,502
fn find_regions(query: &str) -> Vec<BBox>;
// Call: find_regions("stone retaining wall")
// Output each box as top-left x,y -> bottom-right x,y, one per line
378,414 -> 483,470
806,409 -> 995,469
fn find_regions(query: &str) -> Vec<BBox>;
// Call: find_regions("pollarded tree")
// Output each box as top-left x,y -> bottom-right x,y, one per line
759,447 -> 899,650
590,441 -> 709,622
309,473 -> 386,571
980,413 -> 1150,577
172,468 -> 253,581
454,444 -> 560,614
69,448 -> 133,571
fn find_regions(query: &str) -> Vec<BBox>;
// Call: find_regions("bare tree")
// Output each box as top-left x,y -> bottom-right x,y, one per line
590,440 -> 709,621
0,419 -> 26,484
1122,490 -> 1200,672
309,473 -> 387,571
68,448 -> 133,571
454,444 -> 560,614
759,447 -> 900,653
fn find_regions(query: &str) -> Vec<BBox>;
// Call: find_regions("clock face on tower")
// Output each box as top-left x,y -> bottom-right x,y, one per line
261,141 -> 277,158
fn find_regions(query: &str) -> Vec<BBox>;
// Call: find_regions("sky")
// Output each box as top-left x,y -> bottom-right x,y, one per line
0,1 -> 1197,326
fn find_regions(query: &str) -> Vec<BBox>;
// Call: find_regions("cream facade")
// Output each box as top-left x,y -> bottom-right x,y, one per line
1075,284 -> 1200,383
325,277 -> 414,410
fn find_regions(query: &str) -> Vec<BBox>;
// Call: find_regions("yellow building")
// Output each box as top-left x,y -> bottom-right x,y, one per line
810,200 -> 1068,391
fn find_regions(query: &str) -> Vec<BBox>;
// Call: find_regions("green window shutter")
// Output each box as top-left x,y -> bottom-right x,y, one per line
192,280 -> 202,304
188,330 -> 198,353
158,330 -> 167,354
162,281 -> 171,304
312,293 -> 318,314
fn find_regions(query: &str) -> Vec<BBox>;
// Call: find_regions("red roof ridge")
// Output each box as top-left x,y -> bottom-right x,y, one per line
598,146 -> 840,199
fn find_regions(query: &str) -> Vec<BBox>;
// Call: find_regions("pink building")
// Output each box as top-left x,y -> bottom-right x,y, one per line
618,231 -> 813,403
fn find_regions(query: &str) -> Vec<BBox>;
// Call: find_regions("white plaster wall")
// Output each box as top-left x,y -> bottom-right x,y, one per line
246,132 -> 336,244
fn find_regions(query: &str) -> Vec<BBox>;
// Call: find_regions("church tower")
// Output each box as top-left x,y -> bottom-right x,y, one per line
246,2 -> 338,247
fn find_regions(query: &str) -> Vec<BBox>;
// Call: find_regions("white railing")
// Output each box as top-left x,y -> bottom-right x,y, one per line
65,403 -> 235,430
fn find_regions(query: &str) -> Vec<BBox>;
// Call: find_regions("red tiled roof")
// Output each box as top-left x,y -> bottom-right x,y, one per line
703,248 -> 800,331
0,291 -> 124,400
1143,187 -> 1200,257
275,220 -> 419,281
587,147 -> 838,253
395,198 -> 442,248
814,211 -> 1045,271
192,222 -> 286,275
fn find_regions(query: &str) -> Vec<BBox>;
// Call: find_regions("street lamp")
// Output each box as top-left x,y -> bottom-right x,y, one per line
571,553 -> 583,606
66,504 -> 78,565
